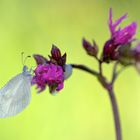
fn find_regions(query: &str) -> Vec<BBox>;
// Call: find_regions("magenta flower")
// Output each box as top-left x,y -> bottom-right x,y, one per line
109,8 -> 137,45
103,8 -> 137,62
32,63 -> 64,93
32,45 -> 72,94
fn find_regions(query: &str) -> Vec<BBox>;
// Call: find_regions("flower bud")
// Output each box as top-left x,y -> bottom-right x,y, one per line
102,39 -> 118,62
82,38 -> 98,57
51,45 -> 61,60
50,45 -> 67,68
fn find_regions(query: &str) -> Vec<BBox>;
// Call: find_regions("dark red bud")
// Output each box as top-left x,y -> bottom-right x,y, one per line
51,45 -> 61,60
56,53 -> 67,68
82,38 -> 98,56
50,45 -> 67,68
102,39 -> 118,62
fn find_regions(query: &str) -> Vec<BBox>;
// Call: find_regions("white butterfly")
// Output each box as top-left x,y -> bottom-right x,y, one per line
0,66 -> 32,118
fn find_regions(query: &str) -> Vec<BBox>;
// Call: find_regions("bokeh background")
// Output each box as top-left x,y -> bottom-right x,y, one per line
0,0 -> 140,140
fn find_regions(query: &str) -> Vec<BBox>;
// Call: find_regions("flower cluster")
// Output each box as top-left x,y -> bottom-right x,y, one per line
82,8 -> 140,73
32,64 -> 64,93
102,8 -> 137,62
32,45 -> 72,94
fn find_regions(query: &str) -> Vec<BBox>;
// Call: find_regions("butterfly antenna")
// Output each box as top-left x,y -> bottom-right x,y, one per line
23,56 -> 31,65
21,52 -> 25,65
21,52 -> 31,66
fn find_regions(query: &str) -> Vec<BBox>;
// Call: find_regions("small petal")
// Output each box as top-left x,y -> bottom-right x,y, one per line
33,54 -> 48,65
109,8 -> 127,35
56,83 -> 64,91
114,22 -> 137,45
61,53 -> 67,65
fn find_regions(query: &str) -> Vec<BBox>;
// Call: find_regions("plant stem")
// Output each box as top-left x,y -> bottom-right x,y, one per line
99,60 -> 103,76
71,63 -> 122,140
108,88 -> 122,140
71,64 -> 99,76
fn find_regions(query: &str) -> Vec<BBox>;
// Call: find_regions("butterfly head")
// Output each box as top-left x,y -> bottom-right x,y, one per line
22,65 -> 32,77
21,52 -> 32,77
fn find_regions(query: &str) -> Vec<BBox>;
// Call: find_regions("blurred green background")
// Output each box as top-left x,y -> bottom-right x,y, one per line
0,0 -> 140,140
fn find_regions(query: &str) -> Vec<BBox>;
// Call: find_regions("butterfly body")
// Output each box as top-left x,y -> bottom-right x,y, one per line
0,66 -> 32,118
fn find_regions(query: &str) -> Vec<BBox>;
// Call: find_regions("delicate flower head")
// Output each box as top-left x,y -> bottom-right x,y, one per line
109,8 -> 137,45
103,8 -> 137,62
32,63 -> 64,93
32,45 -> 72,94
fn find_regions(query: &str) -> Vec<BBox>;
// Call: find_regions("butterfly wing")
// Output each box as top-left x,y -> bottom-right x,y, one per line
0,73 -> 32,118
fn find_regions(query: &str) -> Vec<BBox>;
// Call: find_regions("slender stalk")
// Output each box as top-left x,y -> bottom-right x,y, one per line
108,89 -> 122,140
71,63 -> 122,140
71,64 -> 99,76
99,60 -> 103,76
